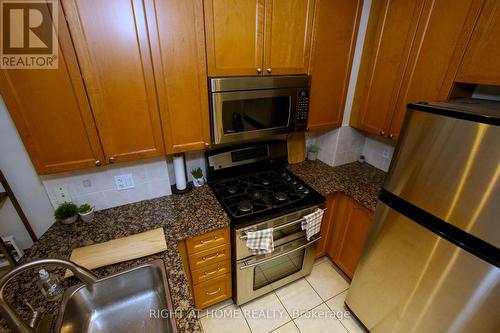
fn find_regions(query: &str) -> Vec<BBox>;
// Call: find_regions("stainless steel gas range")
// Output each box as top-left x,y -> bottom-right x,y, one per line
206,141 -> 326,305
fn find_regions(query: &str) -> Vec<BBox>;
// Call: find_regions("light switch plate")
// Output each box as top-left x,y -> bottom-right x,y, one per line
115,174 -> 135,190
53,185 -> 71,205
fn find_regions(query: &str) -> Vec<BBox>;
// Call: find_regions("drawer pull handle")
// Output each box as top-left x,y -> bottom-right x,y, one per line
202,252 -> 220,261
203,267 -> 221,277
206,288 -> 221,296
200,236 -> 218,245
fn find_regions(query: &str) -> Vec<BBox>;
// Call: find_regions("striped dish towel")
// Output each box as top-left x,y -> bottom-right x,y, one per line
246,228 -> 274,255
301,209 -> 324,240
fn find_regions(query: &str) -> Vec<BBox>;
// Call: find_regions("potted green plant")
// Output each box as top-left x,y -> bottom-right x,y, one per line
54,202 -> 79,225
191,167 -> 205,187
78,203 -> 95,223
307,144 -> 320,161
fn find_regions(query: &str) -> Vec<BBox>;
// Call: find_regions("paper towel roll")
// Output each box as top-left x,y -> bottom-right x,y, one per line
173,154 -> 187,191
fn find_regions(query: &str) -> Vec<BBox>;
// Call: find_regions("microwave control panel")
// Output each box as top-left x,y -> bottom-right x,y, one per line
294,89 -> 309,130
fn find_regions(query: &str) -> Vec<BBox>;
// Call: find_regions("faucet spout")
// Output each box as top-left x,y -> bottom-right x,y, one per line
0,258 -> 98,333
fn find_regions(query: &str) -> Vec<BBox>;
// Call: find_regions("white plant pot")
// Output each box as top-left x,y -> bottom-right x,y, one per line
307,151 -> 318,161
79,207 -> 95,223
192,177 -> 205,187
61,215 -> 78,225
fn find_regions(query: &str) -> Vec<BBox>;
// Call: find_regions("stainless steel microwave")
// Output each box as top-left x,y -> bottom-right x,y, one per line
209,75 -> 310,144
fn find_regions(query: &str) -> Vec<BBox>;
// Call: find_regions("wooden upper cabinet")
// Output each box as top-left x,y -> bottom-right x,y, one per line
307,0 -> 362,131
263,0 -> 315,75
350,0 -> 485,140
204,0 -> 265,76
350,0 -> 424,137
456,0 -> 500,85
61,0 -> 164,164
0,7 -> 104,175
145,0 -> 211,154
389,0 -> 485,139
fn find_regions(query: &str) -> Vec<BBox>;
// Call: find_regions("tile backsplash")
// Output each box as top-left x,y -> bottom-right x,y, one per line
42,157 -> 172,211
361,135 -> 395,172
307,126 -> 365,167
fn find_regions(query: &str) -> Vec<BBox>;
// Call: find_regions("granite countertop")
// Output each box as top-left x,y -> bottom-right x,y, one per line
288,160 -> 386,211
0,160 -> 385,333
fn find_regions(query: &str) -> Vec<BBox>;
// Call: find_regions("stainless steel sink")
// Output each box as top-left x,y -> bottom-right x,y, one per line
55,259 -> 177,333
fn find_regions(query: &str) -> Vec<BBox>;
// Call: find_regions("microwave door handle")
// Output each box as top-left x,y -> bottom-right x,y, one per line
239,237 -> 320,270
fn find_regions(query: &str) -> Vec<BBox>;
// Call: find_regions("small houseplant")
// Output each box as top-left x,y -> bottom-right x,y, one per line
307,145 -> 320,161
54,202 -> 79,225
191,167 -> 205,187
78,203 -> 95,223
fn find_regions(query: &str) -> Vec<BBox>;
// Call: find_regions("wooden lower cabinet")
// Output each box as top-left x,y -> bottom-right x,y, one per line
179,227 -> 232,309
193,273 -> 232,309
317,193 -> 374,279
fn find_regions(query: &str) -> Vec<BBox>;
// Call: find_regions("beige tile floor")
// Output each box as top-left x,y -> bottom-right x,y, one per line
199,257 -> 367,333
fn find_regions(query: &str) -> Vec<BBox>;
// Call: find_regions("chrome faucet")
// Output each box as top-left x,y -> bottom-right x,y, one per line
0,258 -> 98,333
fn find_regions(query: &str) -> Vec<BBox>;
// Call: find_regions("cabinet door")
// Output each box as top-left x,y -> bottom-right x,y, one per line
0,8 -> 104,175
315,194 -> 337,258
350,0 -> 425,137
263,0 -> 315,75
62,0 -> 164,164
204,0 -> 265,76
456,0 -> 500,85
146,0 -> 210,154
307,0 -> 362,131
330,197 -> 373,279
388,0 -> 484,139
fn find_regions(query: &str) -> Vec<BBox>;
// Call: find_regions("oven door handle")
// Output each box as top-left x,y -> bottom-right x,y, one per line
239,237 -> 320,270
239,209 -> 325,240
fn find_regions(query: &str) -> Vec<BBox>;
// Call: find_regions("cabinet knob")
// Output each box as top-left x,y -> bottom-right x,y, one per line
379,130 -> 385,136
389,133 -> 394,139
204,142 -> 210,148
109,156 -> 116,163
256,68 -> 262,74
95,160 -> 101,166
266,68 -> 272,73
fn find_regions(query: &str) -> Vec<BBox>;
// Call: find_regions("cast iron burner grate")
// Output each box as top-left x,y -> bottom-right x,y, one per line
211,170 -> 310,218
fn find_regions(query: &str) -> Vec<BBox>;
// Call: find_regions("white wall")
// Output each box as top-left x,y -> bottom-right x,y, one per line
0,97 -> 55,244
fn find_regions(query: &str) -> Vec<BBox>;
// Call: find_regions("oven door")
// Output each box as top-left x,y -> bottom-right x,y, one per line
211,88 -> 296,144
235,236 -> 319,305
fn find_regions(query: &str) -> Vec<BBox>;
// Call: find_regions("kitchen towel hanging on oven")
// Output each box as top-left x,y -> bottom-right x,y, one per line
246,228 -> 274,255
302,209 -> 324,240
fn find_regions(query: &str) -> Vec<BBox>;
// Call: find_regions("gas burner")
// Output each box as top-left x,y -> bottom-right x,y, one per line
275,192 -> 288,201
250,190 -> 263,198
211,170 -> 317,219
238,201 -> 253,213
227,186 -> 238,194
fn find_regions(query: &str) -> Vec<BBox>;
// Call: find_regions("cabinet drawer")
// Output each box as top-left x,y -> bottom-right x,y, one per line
186,228 -> 230,255
188,243 -> 231,271
193,273 -> 232,309
191,259 -> 231,285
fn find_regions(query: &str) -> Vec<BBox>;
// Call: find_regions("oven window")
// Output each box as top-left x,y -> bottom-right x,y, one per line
222,96 -> 290,134
254,249 -> 304,290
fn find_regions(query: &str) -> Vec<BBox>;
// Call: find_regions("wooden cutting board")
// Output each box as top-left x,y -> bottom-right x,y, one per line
65,228 -> 167,278
287,132 -> 306,164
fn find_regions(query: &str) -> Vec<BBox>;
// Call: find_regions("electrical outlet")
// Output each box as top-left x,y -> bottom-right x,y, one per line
115,174 -> 135,190
53,185 -> 71,205
382,148 -> 391,159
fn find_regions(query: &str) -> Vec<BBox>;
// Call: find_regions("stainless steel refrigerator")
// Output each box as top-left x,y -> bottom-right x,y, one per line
346,98 -> 500,333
